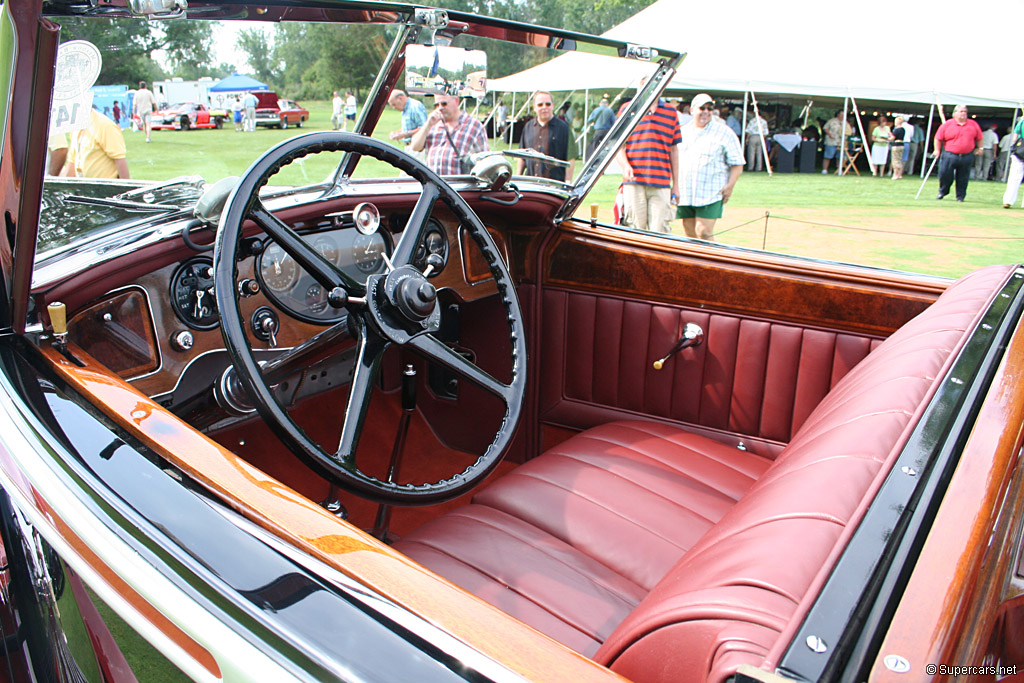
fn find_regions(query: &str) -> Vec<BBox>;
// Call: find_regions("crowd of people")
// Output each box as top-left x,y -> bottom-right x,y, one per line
46,82 -> 1024,222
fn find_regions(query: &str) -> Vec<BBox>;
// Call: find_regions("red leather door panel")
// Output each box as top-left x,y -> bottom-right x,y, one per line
540,290 -> 883,455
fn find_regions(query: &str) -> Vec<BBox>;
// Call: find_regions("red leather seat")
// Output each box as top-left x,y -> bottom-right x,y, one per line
395,265 -> 1014,681
396,420 -> 771,656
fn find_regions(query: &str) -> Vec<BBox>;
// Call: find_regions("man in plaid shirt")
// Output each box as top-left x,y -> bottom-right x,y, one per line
675,93 -> 744,241
410,94 -> 489,175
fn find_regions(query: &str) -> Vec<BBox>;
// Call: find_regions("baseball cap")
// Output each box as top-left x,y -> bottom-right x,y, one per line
691,93 -> 714,110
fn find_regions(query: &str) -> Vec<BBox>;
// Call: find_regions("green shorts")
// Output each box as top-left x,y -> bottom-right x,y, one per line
676,200 -> 723,220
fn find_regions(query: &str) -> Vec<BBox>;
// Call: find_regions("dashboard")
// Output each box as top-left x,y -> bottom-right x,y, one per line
64,203 -> 502,403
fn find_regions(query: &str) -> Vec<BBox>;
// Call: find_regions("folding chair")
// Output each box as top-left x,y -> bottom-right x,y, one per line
841,142 -> 863,176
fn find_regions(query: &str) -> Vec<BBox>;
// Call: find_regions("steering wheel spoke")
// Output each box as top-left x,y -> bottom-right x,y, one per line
408,333 -> 513,404
390,183 -> 440,268
335,326 -> 388,464
250,200 -> 364,295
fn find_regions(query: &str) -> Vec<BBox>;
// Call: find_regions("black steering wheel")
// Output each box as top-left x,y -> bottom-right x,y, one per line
214,132 -> 526,505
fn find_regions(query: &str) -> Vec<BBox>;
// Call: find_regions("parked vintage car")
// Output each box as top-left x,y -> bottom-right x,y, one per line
253,92 -> 310,129
151,102 -> 227,130
1,1 -> 1023,682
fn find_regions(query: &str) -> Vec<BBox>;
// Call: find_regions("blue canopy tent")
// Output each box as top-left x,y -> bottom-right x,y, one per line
210,73 -> 268,92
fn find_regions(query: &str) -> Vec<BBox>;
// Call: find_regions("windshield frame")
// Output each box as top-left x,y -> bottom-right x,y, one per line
323,3 -> 683,210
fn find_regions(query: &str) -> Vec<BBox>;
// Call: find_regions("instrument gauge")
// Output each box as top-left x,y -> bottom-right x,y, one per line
305,284 -> 329,314
312,234 -> 338,266
412,223 -> 448,276
259,243 -> 299,294
352,232 -> 387,274
170,257 -> 218,330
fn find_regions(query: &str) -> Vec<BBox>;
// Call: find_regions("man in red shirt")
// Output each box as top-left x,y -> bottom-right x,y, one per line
933,104 -> 983,202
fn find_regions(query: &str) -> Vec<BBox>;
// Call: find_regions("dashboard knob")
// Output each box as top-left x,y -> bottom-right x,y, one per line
238,278 -> 260,297
328,286 -> 348,308
423,253 -> 444,277
170,329 -> 194,352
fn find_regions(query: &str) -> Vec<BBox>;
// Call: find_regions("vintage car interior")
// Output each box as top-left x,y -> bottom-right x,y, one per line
3,1 -> 1023,681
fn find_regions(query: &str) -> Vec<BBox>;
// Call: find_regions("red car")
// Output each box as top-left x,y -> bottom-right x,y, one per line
150,102 -> 226,130
254,91 -> 310,129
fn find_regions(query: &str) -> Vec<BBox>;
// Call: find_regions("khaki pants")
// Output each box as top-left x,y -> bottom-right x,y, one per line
624,184 -> 673,233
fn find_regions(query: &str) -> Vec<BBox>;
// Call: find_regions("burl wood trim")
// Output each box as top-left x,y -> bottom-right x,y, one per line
866,316 -> 1024,681
39,344 -> 626,682
546,222 -> 946,337
68,288 -> 159,378
459,225 -> 510,285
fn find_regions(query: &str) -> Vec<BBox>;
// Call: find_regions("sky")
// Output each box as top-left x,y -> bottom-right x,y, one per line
211,21 -> 261,73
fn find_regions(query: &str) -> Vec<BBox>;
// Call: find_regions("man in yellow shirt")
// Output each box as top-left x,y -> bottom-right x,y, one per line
63,109 -> 130,179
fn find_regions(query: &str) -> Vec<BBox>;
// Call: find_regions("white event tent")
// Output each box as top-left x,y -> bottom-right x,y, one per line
489,0 -> 1023,176
489,0 -> 1023,110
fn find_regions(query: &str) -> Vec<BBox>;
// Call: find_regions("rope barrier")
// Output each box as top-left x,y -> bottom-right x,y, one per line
707,211 -> 1024,241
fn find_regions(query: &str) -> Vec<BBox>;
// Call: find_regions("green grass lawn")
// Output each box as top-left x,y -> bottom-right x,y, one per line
124,99 -> 1022,279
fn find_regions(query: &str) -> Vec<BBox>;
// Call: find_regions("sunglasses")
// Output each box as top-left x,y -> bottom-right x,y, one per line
536,102 -> 553,107
699,103 -> 715,111
436,101 -> 449,107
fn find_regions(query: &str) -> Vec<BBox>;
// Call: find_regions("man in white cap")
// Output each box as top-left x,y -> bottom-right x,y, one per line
675,93 -> 744,241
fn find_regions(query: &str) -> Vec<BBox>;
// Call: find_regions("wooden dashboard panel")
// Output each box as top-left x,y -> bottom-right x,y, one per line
59,211 -> 506,399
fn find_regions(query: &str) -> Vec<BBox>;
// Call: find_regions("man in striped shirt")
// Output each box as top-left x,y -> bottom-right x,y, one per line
615,92 -> 680,232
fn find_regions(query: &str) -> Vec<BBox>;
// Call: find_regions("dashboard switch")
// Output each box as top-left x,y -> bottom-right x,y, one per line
252,307 -> 280,347
238,278 -> 260,297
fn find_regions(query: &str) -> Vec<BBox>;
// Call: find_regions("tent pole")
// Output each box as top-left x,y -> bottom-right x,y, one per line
583,89 -> 590,164
838,95 -> 849,175
741,91 -> 749,152
750,90 -> 772,176
921,103 -> 935,179
508,92 -> 516,147
802,100 -> 812,128
1003,105 -> 1020,182
849,96 -> 876,176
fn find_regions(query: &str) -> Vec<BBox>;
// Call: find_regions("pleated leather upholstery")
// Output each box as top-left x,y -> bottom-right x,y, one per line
540,291 -> 884,446
395,265 -> 1013,681
396,421 -> 771,657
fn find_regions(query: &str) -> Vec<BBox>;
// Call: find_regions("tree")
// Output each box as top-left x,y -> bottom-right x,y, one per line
237,28 -> 281,88
54,16 -> 215,85
272,24 -> 391,99
54,17 -> 163,85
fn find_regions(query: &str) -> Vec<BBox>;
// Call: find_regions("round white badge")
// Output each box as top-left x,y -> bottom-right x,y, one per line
53,40 -> 102,101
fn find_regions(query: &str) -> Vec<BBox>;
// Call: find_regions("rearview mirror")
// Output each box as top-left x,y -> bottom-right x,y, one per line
405,45 -> 487,98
